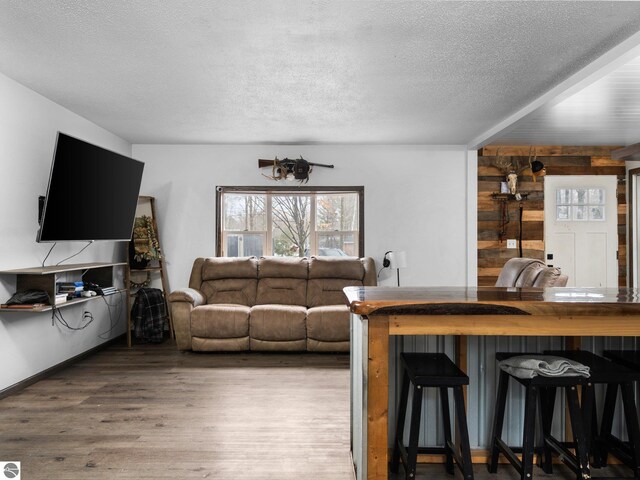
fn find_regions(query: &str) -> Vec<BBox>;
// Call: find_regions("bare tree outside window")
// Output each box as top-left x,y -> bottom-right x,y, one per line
272,195 -> 310,257
224,194 -> 266,231
317,194 -> 358,231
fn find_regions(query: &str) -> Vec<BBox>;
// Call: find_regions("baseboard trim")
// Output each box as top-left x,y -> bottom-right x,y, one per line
0,334 -> 125,399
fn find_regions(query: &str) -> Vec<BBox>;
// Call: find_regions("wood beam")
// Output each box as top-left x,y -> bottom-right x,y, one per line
479,145 -> 622,157
611,143 -> 640,161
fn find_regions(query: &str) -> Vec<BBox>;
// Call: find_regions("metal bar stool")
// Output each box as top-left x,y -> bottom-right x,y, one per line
488,352 -> 592,480
390,352 -> 474,480
598,349 -> 640,476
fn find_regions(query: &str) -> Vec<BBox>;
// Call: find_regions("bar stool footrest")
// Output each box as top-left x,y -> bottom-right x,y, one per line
602,433 -> 635,469
495,438 -> 525,476
544,435 -> 580,473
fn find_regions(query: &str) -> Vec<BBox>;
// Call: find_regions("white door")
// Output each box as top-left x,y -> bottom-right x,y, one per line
544,175 -> 618,287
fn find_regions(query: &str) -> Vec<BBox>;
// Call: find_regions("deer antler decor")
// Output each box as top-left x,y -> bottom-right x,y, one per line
258,156 -> 334,184
493,147 -> 539,194
493,148 -> 513,175
493,148 -> 519,195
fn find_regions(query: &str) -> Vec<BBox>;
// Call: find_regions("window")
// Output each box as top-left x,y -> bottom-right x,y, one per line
556,187 -> 605,221
216,186 -> 364,257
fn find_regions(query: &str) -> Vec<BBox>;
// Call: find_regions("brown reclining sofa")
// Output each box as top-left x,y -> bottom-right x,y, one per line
169,255 -> 376,352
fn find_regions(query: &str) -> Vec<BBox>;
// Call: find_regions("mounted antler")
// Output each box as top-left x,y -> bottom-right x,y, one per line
528,146 -> 546,182
492,147 -> 530,195
258,156 -> 334,184
493,148 -> 514,175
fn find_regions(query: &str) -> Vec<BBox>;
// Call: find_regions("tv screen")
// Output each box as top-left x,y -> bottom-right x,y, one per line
37,132 -> 145,242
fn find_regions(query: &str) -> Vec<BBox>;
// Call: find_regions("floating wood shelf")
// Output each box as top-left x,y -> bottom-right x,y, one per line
129,266 -> 163,272
0,262 -> 127,313
491,192 -> 529,201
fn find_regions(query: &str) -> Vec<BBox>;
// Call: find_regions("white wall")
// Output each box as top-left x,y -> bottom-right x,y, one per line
132,144 -> 476,290
0,72 -> 130,391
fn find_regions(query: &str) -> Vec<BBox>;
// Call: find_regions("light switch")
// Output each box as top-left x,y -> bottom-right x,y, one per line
506,239 -> 517,249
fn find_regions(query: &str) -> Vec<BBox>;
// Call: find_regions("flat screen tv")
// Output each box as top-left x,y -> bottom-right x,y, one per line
37,132 -> 145,242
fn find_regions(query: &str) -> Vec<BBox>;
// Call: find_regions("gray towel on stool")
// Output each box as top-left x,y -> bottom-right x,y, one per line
499,355 -> 590,379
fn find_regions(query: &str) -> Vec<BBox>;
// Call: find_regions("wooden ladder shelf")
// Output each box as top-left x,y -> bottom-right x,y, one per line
124,196 -> 173,347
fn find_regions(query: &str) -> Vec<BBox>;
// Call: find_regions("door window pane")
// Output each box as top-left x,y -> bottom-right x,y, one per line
589,188 -> 605,205
557,206 -> 570,220
556,187 -> 606,222
572,189 -> 588,205
557,189 -> 571,205
573,205 -> 588,221
589,206 -> 605,221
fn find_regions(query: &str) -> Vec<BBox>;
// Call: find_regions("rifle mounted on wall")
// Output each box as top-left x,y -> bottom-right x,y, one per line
258,156 -> 334,183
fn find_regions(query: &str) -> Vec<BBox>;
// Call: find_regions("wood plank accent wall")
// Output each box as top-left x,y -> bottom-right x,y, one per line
477,145 -> 627,287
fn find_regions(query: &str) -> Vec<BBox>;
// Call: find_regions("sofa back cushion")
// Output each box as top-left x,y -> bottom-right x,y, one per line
495,258 -> 546,287
307,256 -> 365,307
532,267 -> 567,287
256,257 -> 308,305
199,257 -> 258,306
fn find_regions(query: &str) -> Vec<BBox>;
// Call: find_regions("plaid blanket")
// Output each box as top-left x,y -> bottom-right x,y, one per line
132,287 -> 167,343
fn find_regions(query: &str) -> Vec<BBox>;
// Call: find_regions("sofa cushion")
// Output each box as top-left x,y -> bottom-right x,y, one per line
307,278 -> 362,307
192,337 -> 249,351
515,262 -> 546,287
495,258 -> 546,287
258,256 -> 308,279
200,278 -> 257,306
250,338 -> 307,352
308,256 -> 364,279
249,304 -> 307,341
532,267 -> 564,287
306,305 -> 350,342
256,257 -> 308,305
191,304 -> 250,338
202,256 -> 258,280
256,278 -> 307,305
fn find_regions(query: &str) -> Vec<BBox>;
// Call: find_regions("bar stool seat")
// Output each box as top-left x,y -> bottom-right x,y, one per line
390,352 -> 474,480
488,352 -> 592,480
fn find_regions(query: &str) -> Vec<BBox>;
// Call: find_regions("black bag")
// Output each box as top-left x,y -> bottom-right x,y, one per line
5,289 -> 50,305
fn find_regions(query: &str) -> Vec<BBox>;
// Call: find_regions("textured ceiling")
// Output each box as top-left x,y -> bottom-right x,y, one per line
1,1 -> 640,145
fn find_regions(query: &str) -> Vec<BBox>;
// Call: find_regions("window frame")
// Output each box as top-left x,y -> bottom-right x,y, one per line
216,185 -> 365,258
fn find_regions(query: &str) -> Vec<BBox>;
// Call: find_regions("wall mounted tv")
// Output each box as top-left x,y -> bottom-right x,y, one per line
37,132 -> 145,242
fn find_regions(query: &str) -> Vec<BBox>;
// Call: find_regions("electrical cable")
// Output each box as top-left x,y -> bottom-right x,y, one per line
518,203 -> 524,258
377,251 -> 392,277
41,242 -> 57,267
55,241 -> 93,265
98,291 -> 124,339
52,306 -> 94,331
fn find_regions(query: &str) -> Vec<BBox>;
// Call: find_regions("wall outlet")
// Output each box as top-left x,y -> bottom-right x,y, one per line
506,239 -> 517,249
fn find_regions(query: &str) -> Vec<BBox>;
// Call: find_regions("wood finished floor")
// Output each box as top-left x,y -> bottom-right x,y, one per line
1,340 -> 633,480
0,340 -> 354,479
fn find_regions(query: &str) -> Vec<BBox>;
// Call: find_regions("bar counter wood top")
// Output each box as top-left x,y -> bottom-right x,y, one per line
345,286 -> 640,316
345,286 -> 640,480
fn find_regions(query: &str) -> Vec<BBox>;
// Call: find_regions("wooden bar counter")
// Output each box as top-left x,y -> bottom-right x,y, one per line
344,286 -> 640,480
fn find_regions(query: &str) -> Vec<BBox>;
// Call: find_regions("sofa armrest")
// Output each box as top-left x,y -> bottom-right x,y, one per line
169,288 -> 206,307
168,288 -> 206,351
